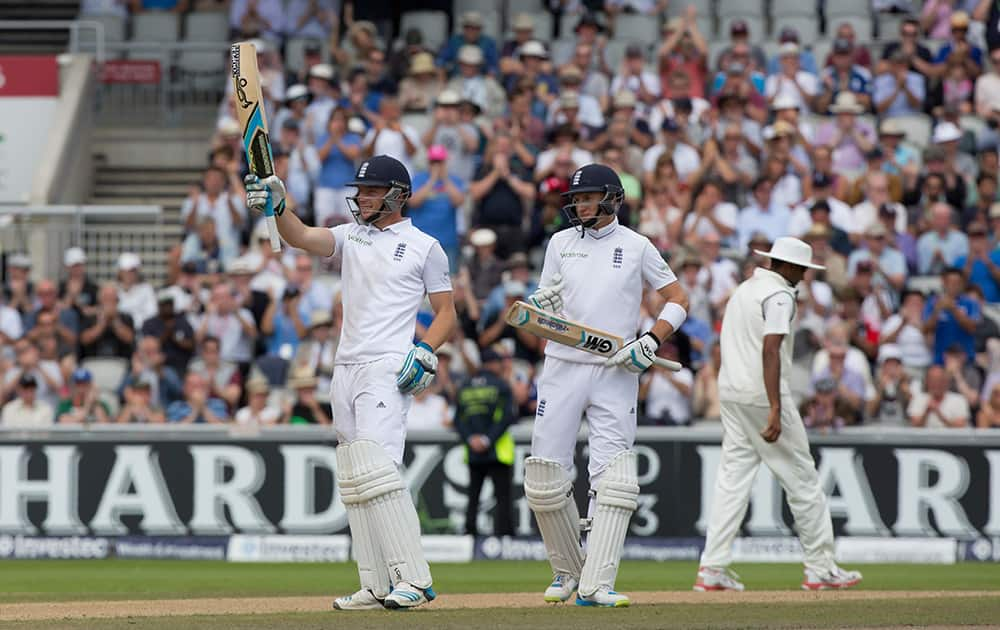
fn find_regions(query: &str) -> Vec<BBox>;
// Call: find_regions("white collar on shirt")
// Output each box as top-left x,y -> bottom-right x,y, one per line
584,217 -> 619,240
364,218 -> 412,235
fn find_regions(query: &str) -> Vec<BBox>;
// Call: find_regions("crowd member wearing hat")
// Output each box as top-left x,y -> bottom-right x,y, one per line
55,367 -> 110,424
874,50 -> 926,116
502,13 -> 539,60
932,120 -> 978,186
315,108 -> 363,227
2,253 -> 34,317
715,19 -> 767,74
823,21 -> 872,69
235,376 -> 282,425
398,52 -> 444,113
503,40 -> 558,106
293,308 -> 339,386
762,44 -> 815,117
303,63 -> 339,143
712,41 -> 767,98
611,43 -> 661,108
564,42 -> 610,110
641,117 -> 701,184
0,373 -> 53,428
387,28 -> 431,84
140,291 -> 195,374
548,65 -> 605,133
410,145 -> 467,271
766,27 -> 819,77
813,92 -> 875,175
283,365 -> 330,425
446,44 -> 506,120
58,247 -> 98,319
116,374 -> 164,424
438,11 -> 499,77
284,40 -> 324,88
799,376 -> 855,431
2,337 -> 64,410
422,90 -> 478,184
568,12 -> 611,77
120,335 -> 184,412
453,343 -> 515,536
866,344 -> 913,425
875,119 -> 918,177
657,7 -> 709,100
931,11 -> 984,77
816,37 -> 873,114
330,20 -> 378,73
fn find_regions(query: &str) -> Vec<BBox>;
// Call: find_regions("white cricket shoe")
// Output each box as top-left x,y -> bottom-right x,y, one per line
802,566 -> 863,591
693,566 -> 746,592
383,581 -> 436,609
332,588 -> 385,610
543,573 -> 579,603
575,586 -> 630,608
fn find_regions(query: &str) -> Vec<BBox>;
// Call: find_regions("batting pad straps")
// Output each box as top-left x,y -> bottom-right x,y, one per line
524,457 -> 586,578
349,440 -> 432,589
578,450 -> 639,597
658,302 -> 687,332
337,443 -> 391,597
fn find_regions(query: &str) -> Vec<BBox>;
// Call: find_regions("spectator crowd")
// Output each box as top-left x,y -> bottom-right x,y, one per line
7,0 -> 1000,432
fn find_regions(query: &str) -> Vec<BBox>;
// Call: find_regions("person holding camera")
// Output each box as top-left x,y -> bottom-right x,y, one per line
261,285 -> 309,359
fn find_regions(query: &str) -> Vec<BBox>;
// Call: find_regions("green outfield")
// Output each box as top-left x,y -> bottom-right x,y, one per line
0,560 -> 997,629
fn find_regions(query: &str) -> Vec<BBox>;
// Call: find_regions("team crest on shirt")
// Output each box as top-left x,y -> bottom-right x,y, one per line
537,399 -> 546,417
394,242 -> 407,261
358,162 -> 369,178
613,247 -> 623,269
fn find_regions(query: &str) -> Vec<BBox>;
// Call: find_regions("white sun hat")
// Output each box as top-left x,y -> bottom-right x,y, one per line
754,237 -> 826,270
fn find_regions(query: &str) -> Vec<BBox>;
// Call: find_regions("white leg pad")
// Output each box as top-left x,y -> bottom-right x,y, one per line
350,439 -> 432,589
524,457 -> 585,578
578,450 -> 638,597
336,442 -> 391,598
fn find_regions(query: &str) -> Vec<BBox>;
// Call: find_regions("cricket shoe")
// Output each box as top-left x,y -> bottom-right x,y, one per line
802,566 -> 863,591
575,587 -> 630,608
693,566 -> 745,592
383,581 -> 437,609
332,588 -> 385,610
543,573 -> 579,603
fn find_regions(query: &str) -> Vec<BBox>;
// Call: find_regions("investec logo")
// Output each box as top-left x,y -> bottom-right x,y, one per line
580,334 -> 614,354
536,316 -> 569,333
560,252 -> 588,259
348,234 -> 373,246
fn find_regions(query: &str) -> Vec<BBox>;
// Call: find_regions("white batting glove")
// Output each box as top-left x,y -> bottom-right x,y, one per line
605,332 -> 661,374
529,273 -> 565,313
396,342 -> 438,395
244,174 -> 286,215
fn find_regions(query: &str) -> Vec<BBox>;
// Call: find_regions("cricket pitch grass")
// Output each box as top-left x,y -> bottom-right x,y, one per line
0,560 -> 996,629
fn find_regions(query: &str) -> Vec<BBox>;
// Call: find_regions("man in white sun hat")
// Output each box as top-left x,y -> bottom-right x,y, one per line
694,237 -> 863,592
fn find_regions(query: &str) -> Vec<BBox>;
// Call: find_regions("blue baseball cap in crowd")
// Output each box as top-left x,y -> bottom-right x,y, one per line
72,368 -> 92,384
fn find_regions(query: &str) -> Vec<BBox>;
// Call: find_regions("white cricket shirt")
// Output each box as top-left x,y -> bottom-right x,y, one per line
717,267 -> 797,407
538,219 -> 678,365
330,219 -> 451,364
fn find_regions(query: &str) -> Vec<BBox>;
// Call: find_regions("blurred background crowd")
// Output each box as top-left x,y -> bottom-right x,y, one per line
3,0 -> 1000,433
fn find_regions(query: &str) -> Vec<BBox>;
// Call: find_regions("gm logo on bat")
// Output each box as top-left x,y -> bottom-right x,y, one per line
580,334 -> 614,354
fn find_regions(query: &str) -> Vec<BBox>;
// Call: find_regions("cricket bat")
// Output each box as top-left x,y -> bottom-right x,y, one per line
231,41 -> 282,252
505,301 -> 683,372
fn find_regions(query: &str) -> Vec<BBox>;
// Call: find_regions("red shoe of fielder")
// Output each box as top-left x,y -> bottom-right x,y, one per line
693,566 -> 745,592
802,566 -> 863,591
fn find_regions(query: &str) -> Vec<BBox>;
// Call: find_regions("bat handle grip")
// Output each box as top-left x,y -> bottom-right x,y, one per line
264,197 -> 282,253
653,357 -> 683,372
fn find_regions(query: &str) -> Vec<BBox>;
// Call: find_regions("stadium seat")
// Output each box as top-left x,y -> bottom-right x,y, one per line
286,37 -> 328,74
770,0 -> 815,18
402,112 -> 432,137
876,12 -> 908,40
452,10 -> 500,41
453,0 -> 498,14
400,11 -> 449,51
828,14 -> 874,43
604,39 -> 634,68
132,12 -> 180,43
886,113 -> 933,149
550,38 -> 576,66
99,390 -> 120,419
771,15 -> 819,44
826,0 -> 871,18
183,11 -> 229,42
959,114 -> 987,139
720,14 -> 766,42
75,14 -> 126,58
611,13 -> 661,44
695,14 -> 715,39
81,357 -> 128,394
177,50 -> 226,89
508,0 -> 543,12
809,39 -> 833,68
719,0 -> 764,17
559,11 -> 607,39
708,40 -> 731,70
667,0 -> 713,17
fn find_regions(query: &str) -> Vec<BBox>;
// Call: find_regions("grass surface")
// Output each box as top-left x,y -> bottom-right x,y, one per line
3,598 -> 1000,630
0,560 -> 997,603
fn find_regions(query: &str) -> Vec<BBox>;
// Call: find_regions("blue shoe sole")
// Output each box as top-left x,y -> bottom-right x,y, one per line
575,596 -> 630,608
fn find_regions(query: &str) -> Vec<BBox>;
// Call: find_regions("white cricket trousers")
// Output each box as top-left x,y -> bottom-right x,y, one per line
700,400 -> 837,573
331,356 -> 411,465
530,358 -> 639,484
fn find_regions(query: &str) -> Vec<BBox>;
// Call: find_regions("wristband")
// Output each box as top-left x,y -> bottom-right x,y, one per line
643,330 -> 662,346
417,341 -> 434,353
658,302 -> 687,331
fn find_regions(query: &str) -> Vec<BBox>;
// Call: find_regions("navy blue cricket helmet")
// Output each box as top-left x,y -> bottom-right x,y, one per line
561,163 -> 624,232
345,155 -> 412,224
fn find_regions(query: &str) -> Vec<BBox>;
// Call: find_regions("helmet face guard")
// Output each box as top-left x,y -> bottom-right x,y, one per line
347,181 -> 411,225
561,186 -> 624,233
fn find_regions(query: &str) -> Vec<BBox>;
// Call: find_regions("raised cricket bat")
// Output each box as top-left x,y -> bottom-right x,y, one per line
505,301 -> 682,372
231,41 -> 281,252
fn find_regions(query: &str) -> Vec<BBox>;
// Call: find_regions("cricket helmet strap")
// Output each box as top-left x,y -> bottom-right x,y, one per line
561,163 -> 624,232
346,155 -> 412,224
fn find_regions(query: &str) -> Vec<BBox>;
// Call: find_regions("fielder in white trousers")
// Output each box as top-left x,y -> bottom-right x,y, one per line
696,237 -> 862,592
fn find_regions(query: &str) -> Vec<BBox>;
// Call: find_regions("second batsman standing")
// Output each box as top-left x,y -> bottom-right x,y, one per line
525,164 -> 689,607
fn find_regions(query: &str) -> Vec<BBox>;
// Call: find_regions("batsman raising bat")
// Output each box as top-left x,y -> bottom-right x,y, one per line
524,164 -> 689,607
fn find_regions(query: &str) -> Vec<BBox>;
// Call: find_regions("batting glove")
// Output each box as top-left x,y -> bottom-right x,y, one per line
528,273 -> 565,313
244,174 -> 287,216
396,341 -> 438,395
605,331 -> 661,374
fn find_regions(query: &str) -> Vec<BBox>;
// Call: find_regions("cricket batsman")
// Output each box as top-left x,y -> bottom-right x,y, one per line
524,164 -> 689,607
